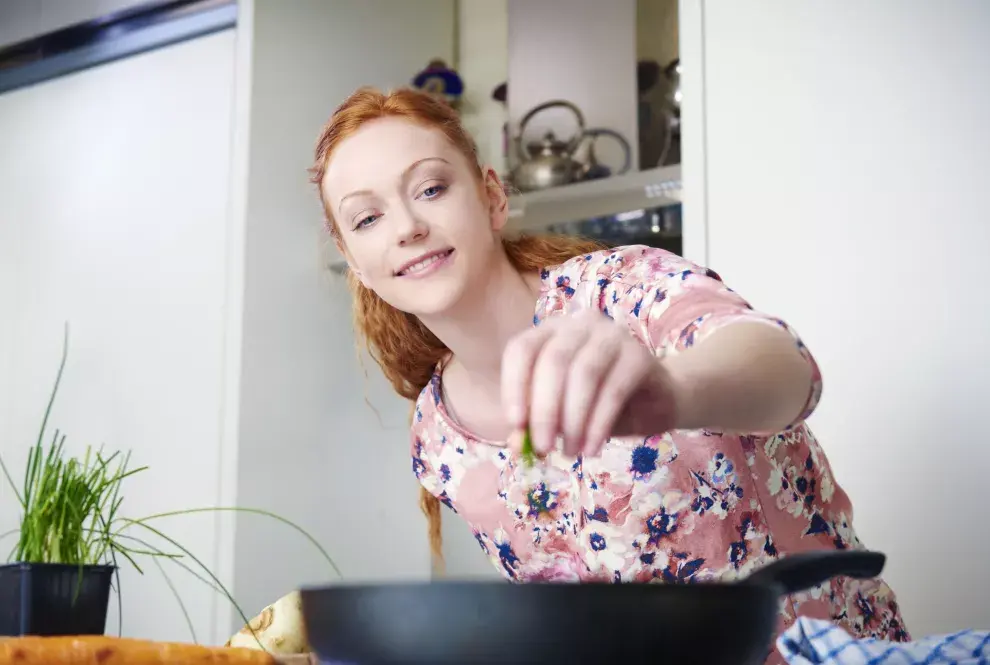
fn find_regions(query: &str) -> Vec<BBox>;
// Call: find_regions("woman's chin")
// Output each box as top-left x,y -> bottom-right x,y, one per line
381,281 -> 467,318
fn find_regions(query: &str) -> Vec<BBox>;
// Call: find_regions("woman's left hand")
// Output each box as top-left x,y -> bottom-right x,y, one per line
502,310 -> 682,459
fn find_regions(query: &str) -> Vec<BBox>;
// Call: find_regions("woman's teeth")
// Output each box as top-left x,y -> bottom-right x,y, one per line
400,250 -> 450,276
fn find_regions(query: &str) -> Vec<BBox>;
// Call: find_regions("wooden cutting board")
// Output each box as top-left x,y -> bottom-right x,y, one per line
0,635 -> 318,664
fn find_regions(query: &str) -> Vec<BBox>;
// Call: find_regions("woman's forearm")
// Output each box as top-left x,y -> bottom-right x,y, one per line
663,322 -> 815,434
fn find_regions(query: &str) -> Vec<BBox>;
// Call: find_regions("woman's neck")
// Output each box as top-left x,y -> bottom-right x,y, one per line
419,252 -> 542,383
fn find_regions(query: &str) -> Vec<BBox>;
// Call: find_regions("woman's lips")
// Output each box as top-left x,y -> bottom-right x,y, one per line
395,248 -> 455,277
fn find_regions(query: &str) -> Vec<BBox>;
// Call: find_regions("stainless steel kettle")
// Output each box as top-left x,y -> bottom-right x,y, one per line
510,100 -> 587,192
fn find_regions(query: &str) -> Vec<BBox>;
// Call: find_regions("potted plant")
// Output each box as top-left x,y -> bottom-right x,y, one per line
0,324 -> 123,636
0,324 -> 339,644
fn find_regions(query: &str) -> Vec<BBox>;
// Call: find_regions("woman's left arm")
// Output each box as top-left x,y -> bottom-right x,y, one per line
635,251 -> 822,435
663,320 -> 817,435
502,247 -> 822,456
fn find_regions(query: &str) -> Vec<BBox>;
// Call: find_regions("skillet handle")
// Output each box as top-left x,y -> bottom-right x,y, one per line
747,550 -> 886,595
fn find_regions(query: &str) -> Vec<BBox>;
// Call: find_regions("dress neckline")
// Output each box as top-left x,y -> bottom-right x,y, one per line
427,269 -> 557,450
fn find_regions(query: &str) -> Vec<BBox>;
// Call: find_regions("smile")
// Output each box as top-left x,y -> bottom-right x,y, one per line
395,249 -> 455,277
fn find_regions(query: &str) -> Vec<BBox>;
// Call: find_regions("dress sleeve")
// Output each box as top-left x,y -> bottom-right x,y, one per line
593,246 -> 823,427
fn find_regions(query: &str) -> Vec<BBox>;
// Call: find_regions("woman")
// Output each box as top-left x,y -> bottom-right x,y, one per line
310,87 -> 909,659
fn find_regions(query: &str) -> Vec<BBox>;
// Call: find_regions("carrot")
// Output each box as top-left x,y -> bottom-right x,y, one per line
0,635 -> 286,664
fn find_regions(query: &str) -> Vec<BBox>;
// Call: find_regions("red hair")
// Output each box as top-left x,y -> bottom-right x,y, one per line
310,87 -> 605,567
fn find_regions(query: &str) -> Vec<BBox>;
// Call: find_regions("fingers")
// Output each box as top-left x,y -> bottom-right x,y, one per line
560,333 -> 621,456
503,312 -> 664,460
501,323 -> 555,445
527,328 -> 591,455
583,346 -> 652,458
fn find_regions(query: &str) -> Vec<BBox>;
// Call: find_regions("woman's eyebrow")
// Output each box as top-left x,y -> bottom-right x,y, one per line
337,157 -> 451,213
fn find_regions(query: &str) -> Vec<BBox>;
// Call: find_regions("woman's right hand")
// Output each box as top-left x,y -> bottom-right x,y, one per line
501,309 -> 681,459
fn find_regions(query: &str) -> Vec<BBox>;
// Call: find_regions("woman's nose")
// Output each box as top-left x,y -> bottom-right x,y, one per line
393,205 -> 429,246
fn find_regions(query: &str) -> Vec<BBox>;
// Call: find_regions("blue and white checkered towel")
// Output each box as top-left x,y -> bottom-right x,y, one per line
778,618 -> 990,665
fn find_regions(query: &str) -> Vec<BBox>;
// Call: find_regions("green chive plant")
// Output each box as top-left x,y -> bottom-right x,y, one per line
0,324 -> 339,646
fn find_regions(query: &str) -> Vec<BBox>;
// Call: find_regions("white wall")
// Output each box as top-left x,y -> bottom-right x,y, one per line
1,0 -> 460,645
0,30 -> 238,643
456,0 -> 509,176
686,0 -> 990,634
229,0 -> 455,631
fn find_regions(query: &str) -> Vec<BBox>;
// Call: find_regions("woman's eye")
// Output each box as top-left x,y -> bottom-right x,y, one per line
353,213 -> 380,230
420,184 -> 447,199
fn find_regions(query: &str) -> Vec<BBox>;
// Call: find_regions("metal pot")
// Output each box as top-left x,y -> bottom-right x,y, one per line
510,100 -> 587,192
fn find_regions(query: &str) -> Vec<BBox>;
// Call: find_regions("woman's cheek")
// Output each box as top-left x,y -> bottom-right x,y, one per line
347,238 -> 391,281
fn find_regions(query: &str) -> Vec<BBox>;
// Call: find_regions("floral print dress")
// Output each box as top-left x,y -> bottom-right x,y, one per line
411,245 -> 908,663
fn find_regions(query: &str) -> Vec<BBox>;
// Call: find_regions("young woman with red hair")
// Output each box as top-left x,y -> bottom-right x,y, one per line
309,87 -> 908,660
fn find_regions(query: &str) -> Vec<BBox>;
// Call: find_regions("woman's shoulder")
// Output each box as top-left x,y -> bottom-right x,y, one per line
537,245 -> 716,321
410,369 -> 470,449
410,373 -> 444,483
541,244 -> 714,291
412,371 -> 442,434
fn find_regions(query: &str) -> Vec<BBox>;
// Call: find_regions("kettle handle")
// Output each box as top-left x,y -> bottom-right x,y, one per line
584,128 -> 632,176
517,100 -> 587,154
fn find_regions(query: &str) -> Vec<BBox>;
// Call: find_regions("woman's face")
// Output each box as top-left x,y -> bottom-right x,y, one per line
322,117 -> 507,316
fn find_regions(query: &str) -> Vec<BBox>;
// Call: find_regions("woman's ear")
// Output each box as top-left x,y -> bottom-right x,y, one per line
481,166 -> 510,232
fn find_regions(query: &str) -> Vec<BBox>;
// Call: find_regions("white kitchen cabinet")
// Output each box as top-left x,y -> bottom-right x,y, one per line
679,0 -> 990,635
228,0 -> 455,638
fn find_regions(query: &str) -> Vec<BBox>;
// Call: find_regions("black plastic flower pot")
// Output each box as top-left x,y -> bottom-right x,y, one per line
0,562 -> 115,636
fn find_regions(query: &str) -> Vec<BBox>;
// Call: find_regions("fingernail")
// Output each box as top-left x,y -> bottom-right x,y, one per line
534,432 -> 555,456
567,439 -> 583,458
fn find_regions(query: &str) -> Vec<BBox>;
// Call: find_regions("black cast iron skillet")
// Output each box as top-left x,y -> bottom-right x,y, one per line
299,549 -> 885,665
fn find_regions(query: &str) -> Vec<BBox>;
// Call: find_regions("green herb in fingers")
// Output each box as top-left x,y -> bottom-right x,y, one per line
520,427 -> 536,467
517,426 -> 570,486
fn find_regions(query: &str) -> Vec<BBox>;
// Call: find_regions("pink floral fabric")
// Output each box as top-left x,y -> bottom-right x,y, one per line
411,245 -> 908,663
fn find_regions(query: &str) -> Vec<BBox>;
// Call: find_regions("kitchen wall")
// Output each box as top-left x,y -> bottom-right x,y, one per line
0,28 -> 237,644
683,0 -> 990,634
0,0 -> 456,645
228,0 -> 454,635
